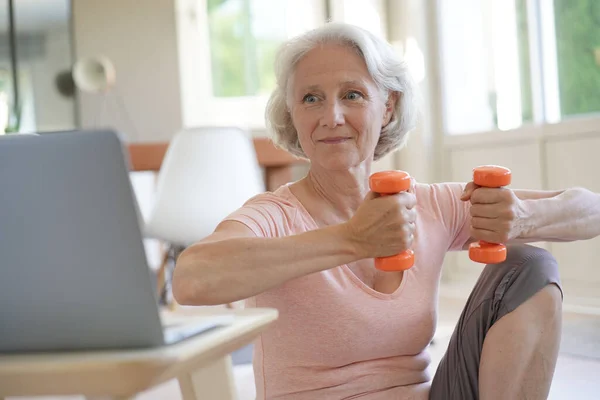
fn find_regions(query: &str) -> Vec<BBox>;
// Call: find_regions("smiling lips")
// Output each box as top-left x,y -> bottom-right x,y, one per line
319,137 -> 350,144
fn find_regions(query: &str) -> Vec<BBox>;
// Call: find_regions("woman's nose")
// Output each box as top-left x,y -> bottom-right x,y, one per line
320,100 -> 345,128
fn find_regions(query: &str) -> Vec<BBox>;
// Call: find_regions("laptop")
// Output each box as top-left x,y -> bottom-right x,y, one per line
0,129 -> 233,353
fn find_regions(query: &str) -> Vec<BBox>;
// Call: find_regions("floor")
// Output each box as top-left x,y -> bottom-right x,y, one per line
7,296 -> 600,400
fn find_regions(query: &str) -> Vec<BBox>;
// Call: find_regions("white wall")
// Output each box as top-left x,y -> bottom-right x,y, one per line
72,0 -> 183,142
72,0 -> 185,269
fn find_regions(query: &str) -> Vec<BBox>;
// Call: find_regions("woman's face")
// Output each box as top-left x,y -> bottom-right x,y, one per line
289,43 -> 394,171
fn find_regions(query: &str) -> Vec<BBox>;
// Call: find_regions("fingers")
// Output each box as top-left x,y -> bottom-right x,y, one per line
355,188 -> 418,258
460,181 -> 479,201
461,184 -> 514,205
403,207 -> 417,223
470,187 -> 512,204
469,225 -> 509,244
398,191 -> 417,209
469,203 -> 516,220
402,223 -> 415,248
364,190 -> 379,201
471,216 -> 511,232
370,191 -> 416,209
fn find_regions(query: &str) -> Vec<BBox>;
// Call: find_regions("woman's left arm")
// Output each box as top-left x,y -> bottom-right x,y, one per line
461,184 -> 600,245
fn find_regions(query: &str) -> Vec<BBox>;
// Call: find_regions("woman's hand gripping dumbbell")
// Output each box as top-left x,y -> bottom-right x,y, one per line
462,165 -> 514,264
366,171 -> 416,271
343,170 -> 416,271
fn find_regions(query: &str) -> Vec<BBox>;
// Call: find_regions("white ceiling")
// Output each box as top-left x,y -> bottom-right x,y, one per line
0,0 -> 70,32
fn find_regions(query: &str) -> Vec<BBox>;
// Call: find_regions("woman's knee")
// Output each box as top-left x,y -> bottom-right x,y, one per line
503,244 -> 557,268
481,244 -> 563,314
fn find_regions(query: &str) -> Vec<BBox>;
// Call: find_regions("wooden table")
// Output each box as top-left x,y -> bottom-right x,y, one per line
0,307 -> 278,400
127,138 -> 307,191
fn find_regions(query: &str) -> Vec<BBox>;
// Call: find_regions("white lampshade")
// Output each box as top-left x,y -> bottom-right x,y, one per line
72,56 -> 116,93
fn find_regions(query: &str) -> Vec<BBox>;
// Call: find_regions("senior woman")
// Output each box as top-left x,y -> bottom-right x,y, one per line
173,23 -> 600,399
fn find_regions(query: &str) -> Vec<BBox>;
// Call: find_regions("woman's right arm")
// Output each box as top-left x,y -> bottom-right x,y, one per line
172,221 -> 358,306
172,190 -> 417,306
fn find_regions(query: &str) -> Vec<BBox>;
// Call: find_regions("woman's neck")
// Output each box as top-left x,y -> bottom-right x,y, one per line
293,164 -> 372,225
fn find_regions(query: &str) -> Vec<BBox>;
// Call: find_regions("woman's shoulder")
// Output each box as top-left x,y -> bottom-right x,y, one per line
223,184 -> 304,237
241,184 -> 300,213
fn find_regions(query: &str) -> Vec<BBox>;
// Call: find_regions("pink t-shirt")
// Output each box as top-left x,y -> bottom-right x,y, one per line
223,182 -> 471,399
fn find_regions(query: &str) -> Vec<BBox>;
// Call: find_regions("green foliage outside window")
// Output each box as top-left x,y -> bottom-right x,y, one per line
554,0 -> 600,117
510,0 -> 599,124
207,0 -> 285,98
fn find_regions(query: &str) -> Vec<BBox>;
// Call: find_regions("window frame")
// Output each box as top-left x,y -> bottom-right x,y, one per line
436,0 -> 600,140
176,0 -> 327,130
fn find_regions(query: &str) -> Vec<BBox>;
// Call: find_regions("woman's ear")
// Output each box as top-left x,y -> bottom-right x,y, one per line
382,92 -> 398,127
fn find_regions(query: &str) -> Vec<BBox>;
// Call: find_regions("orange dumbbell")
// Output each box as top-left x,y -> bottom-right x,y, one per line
468,165 -> 512,264
368,171 -> 415,271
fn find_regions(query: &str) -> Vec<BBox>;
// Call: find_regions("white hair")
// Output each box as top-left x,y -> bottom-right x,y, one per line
265,22 -> 420,161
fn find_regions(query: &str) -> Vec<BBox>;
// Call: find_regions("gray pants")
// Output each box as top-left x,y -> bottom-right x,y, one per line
430,244 -> 563,400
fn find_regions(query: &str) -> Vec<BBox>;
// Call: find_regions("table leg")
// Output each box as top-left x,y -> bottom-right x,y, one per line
178,355 -> 237,400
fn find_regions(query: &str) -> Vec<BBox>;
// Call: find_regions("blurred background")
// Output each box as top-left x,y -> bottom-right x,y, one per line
1,1 -> 599,398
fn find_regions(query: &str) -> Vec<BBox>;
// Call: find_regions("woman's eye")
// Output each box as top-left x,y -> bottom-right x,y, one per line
302,94 -> 318,104
345,91 -> 363,100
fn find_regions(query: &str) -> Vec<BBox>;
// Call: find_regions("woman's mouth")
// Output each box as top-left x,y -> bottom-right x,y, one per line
319,137 -> 350,144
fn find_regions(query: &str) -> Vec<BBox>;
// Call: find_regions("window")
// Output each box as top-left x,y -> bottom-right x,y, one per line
207,0 -> 287,98
0,0 -> 76,135
553,0 -> 600,118
328,0 -> 387,38
437,0 -> 600,135
177,0 -> 325,129
13,0 -> 76,133
178,0 -> 398,129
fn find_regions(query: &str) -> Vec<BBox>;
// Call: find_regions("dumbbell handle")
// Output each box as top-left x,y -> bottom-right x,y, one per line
468,165 -> 512,264
368,171 -> 415,271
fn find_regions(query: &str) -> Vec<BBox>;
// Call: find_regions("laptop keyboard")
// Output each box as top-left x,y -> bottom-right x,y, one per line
162,315 -> 235,344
